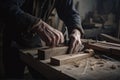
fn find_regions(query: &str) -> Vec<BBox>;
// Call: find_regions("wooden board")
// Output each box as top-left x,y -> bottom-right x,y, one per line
84,42 -> 120,56
51,52 -> 93,66
100,34 -> 120,44
38,46 -> 68,60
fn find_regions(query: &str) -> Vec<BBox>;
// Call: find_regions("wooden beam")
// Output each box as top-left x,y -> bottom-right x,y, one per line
50,50 -> 93,66
100,34 -> 120,44
38,46 -> 68,60
85,43 -> 110,52
84,42 -> 120,57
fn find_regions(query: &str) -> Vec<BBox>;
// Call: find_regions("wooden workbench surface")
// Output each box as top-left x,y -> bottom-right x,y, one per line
20,51 -> 120,80
41,57 -> 120,80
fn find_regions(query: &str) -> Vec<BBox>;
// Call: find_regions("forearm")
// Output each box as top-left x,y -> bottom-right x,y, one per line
55,0 -> 84,35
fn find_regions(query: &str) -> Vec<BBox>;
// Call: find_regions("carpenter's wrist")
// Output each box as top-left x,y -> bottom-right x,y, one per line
72,29 -> 81,37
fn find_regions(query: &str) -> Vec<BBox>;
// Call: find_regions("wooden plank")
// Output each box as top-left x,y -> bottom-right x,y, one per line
100,34 -> 120,44
84,42 -> 120,57
111,47 -> 120,56
98,41 -> 120,47
82,39 -> 120,47
85,43 -> 110,52
38,46 -> 68,60
20,52 -> 75,80
51,50 -> 93,66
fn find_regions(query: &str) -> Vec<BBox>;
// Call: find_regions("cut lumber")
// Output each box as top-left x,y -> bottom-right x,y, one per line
38,46 -> 68,60
100,34 -> 120,44
51,50 -> 93,66
84,42 -> 120,57
85,43 -> 110,52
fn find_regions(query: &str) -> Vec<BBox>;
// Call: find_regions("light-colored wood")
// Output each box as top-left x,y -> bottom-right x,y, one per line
51,51 -> 93,66
38,46 -> 68,60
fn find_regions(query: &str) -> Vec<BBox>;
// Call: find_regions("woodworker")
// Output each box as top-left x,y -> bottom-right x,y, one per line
0,0 -> 84,79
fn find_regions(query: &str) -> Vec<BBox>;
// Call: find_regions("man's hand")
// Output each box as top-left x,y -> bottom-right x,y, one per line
68,29 -> 83,54
32,20 -> 64,46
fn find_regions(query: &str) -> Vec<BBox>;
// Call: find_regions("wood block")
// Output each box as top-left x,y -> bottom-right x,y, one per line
51,51 -> 93,66
38,46 -> 68,60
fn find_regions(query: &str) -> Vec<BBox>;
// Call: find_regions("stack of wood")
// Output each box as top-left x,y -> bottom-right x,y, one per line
82,37 -> 120,57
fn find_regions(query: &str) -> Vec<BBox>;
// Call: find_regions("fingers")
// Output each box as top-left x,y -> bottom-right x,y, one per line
68,36 -> 76,54
38,28 -> 52,46
43,26 -> 64,46
35,20 -> 64,47
46,28 -> 56,46
68,29 -> 83,54
54,30 -> 64,44
68,39 -> 82,54
74,41 -> 81,53
46,28 -> 64,46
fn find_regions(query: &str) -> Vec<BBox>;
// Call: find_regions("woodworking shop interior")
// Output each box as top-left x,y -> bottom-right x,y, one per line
0,0 -> 120,80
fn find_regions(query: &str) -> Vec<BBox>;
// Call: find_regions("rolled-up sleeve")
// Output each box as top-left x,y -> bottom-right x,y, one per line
0,0 -> 39,32
55,0 -> 84,35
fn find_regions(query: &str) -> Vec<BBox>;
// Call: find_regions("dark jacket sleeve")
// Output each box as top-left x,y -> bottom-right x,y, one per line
0,0 -> 39,32
55,0 -> 84,35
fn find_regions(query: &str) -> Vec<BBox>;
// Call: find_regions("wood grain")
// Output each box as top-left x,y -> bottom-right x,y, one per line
38,46 -> 68,60
100,34 -> 120,44
51,51 -> 93,66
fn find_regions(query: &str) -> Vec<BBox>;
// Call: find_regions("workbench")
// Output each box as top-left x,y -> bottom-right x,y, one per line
20,48 -> 120,80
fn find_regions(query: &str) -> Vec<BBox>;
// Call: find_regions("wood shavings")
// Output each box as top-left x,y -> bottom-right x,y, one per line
82,58 -> 89,74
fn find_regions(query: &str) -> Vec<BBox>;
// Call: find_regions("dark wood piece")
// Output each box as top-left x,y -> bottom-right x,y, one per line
100,34 -> 120,44
38,46 -> 68,60
84,42 -> 120,56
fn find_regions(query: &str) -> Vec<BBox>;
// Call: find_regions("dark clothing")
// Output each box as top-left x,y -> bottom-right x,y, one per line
0,0 -> 84,35
0,0 -> 84,47
0,0 -> 83,79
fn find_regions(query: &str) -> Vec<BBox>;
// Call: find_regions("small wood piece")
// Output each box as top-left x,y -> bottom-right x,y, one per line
100,34 -> 120,44
51,50 -> 93,66
38,46 -> 68,60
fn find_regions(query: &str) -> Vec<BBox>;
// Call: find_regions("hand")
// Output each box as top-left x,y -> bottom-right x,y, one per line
68,29 -> 83,54
32,20 -> 64,46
